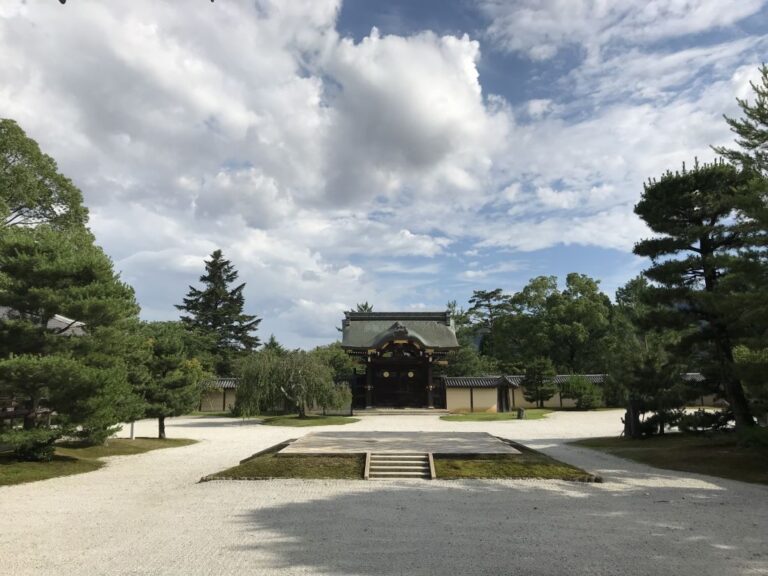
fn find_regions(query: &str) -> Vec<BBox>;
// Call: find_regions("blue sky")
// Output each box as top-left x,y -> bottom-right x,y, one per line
1,0 -> 766,347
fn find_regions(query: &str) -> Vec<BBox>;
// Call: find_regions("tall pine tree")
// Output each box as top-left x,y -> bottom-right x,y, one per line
176,249 -> 260,375
634,160 -> 757,430
712,64 -> 768,420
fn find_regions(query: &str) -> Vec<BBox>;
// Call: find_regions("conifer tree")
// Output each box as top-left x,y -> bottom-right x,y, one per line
0,226 -> 143,449
712,64 -> 768,419
713,63 -> 768,174
522,357 -> 557,408
176,249 -> 260,375
136,321 -> 205,438
634,160 -> 756,430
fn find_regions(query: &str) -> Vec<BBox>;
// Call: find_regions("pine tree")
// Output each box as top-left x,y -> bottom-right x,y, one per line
467,288 -> 510,327
176,249 -> 260,375
0,226 -> 143,448
634,160 -> 757,430
136,321 -> 205,439
522,357 -> 557,408
712,64 -> 768,420
713,63 -> 768,174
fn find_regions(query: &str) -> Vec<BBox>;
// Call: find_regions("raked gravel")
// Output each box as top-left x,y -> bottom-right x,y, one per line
1,410 -> 766,576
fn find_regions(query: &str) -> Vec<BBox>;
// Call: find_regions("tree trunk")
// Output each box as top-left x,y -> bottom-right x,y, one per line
158,416 -> 166,439
701,242 -> 755,430
625,399 -> 642,439
714,324 -> 755,430
23,394 -> 40,430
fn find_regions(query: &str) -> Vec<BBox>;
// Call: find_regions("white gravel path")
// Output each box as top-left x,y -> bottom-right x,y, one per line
1,410 -> 766,576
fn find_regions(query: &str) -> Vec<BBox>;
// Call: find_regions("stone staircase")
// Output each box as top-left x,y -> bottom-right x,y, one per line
365,453 -> 434,480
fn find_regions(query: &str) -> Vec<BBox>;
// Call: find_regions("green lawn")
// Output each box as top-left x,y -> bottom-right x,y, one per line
440,409 -> 552,422
185,411 -> 236,418
204,444 -> 364,480
0,437 -> 197,487
573,433 -> 768,485
260,414 -> 359,427
206,440 -> 596,481
435,442 -> 597,481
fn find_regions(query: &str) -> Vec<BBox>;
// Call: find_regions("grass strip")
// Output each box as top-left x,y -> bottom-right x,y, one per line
441,409 -> 552,422
573,432 -> 768,485
0,437 -> 196,487
204,444 -> 363,480
260,415 -> 359,427
435,441 -> 597,481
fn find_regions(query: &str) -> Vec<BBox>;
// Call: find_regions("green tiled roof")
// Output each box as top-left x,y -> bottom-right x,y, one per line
341,311 -> 459,350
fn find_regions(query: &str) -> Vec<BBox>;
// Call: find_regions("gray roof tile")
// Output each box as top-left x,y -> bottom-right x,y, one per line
341,311 -> 459,350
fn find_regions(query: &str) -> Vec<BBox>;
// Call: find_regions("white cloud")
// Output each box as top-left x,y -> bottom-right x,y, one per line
480,0 -> 767,60
526,99 -> 554,118
479,207 -> 650,252
321,27 -> 510,205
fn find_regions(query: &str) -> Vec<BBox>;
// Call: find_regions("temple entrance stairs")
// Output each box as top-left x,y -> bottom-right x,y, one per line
365,453 -> 434,480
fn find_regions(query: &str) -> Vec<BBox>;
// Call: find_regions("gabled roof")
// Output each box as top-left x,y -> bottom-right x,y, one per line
341,311 -> 459,350
201,378 -> 239,389
441,376 -> 519,388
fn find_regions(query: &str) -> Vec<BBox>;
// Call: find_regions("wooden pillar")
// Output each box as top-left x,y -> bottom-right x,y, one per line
365,365 -> 373,409
222,389 -> 226,411
426,361 -> 434,409
470,387 -> 474,413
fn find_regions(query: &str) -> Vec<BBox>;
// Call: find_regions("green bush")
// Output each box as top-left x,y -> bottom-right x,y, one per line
560,375 -> 603,410
639,409 -> 684,436
0,427 -> 63,461
678,410 -> 733,434
73,424 -> 122,446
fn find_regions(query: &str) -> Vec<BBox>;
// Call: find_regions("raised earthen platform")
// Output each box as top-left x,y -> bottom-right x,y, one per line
279,431 -> 521,455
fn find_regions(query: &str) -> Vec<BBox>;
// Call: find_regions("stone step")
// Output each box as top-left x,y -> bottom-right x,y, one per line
370,456 -> 427,461
369,461 -> 429,466
371,463 -> 429,470
368,471 -> 430,478
365,452 -> 434,480
370,454 -> 427,459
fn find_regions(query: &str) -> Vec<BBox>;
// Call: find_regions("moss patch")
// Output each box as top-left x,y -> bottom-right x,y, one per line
260,415 -> 359,427
204,444 -> 363,480
441,409 -> 552,422
0,437 -> 197,487
435,442 -> 596,481
573,433 -> 768,485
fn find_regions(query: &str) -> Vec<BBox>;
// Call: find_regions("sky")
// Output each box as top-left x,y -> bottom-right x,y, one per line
1,0 -> 766,348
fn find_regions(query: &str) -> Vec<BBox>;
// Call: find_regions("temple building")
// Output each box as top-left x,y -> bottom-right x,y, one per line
340,311 -> 459,409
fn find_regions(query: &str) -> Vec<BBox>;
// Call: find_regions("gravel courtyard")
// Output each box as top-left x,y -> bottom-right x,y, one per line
1,410 -> 766,576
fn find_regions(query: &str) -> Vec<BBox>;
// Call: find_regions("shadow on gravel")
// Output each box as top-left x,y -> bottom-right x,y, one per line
232,478 -> 766,576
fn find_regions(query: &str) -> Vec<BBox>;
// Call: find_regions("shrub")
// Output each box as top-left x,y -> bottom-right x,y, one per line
0,427 -> 63,461
677,410 -> 734,434
560,375 -> 603,410
639,409 -> 684,436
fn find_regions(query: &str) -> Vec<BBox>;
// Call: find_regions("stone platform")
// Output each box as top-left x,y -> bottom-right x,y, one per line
279,431 -> 521,455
